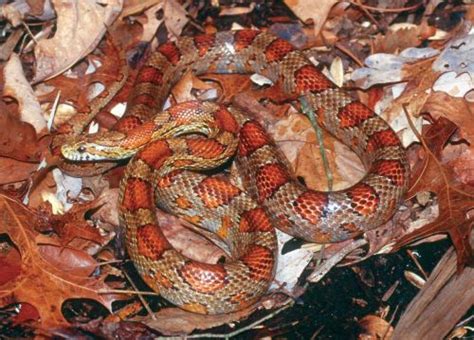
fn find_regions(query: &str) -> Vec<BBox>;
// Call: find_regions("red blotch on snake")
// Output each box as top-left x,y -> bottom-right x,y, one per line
347,183 -> 379,216
193,34 -> 216,57
136,140 -> 173,170
366,128 -> 400,153
179,262 -> 228,294
135,66 -> 164,85
239,207 -> 273,232
194,177 -> 241,209
338,102 -> 375,129
186,138 -> 226,159
234,30 -> 260,51
114,115 -> 143,132
294,65 -> 333,94
122,178 -> 154,211
264,38 -> 295,63
214,107 -> 239,133
255,163 -> 291,202
136,223 -> 171,261
371,159 -> 406,187
238,121 -> 272,157
293,190 -> 328,224
240,245 -> 274,282
157,41 -> 182,66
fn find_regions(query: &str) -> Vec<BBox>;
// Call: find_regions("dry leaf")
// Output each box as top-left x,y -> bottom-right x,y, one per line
395,117 -> 474,269
33,0 -> 123,82
0,195 -> 121,328
163,0 -> 188,38
137,305 -> 258,335
3,53 -> 46,132
283,0 -> 339,37
358,315 -> 393,339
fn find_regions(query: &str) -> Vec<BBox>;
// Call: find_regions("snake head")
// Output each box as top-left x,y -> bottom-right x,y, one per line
60,131 -> 131,161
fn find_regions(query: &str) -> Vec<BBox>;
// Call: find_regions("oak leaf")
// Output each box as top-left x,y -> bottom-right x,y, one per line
396,117 -> 474,269
0,195 -> 121,328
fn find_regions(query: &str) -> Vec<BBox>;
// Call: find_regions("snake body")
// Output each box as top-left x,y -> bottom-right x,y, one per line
61,30 -> 409,314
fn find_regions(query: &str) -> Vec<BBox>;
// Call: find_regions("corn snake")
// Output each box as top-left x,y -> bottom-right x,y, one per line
60,30 -> 409,314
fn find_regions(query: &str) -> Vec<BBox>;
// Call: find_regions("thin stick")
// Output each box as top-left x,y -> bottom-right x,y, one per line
307,238 -> 367,282
177,298 -> 294,339
335,42 -> 364,68
349,1 -> 423,13
21,22 -> 38,44
352,0 -> 379,28
123,271 -> 156,319
98,288 -> 160,296
406,249 -> 429,280
299,96 -> 333,190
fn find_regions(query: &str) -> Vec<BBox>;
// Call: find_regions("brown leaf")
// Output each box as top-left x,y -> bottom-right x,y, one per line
396,117 -> 474,269
0,105 -> 44,163
137,305 -> 258,335
0,195 -> 121,328
358,315 -> 393,339
33,0 -> 122,82
372,24 -> 433,54
44,35 -> 131,131
283,0 -> 339,37
4,53 -> 46,132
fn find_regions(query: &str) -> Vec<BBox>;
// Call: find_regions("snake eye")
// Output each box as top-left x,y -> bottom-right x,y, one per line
78,146 -> 86,153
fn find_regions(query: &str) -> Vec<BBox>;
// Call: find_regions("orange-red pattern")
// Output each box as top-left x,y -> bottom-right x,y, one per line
186,139 -> 226,159
239,208 -> 273,232
347,183 -> 379,216
372,160 -> 406,186
234,30 -> 259,51
215,107 -> 240,133
137,224 -> 171,260
194,34 -> 216,57
115,115 -> 143,132
122,178 -> 154,211
157,42 -> 182,65
136,66 -> 164,85
62,30 -> 409,315
179,262 -> 228,294
366,128 -> 400,153
338,102 -> 375,129
294,65 -> 333,93
136,140 -> 173,169
256,163 -> 290,202
264,38 -> 294,62
238,121 -> 272,157
294,191 -> 328,224
194,177 -> 241,209
240,245 -> 274,282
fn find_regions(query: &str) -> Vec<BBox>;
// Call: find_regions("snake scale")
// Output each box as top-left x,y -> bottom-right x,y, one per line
61,30 -> 409,314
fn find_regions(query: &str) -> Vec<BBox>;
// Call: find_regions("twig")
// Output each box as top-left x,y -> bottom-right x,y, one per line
172,297 -> 295,339
98,289 -> 160,296
335,42 -> 364,68
21,22 -> 38,44
123,271 -> 156,319
349,1 -> 423,13
307,238 -> 367,282
299,96 -> 333,190
406,249 -> 429,280
351,0 -> 380,28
